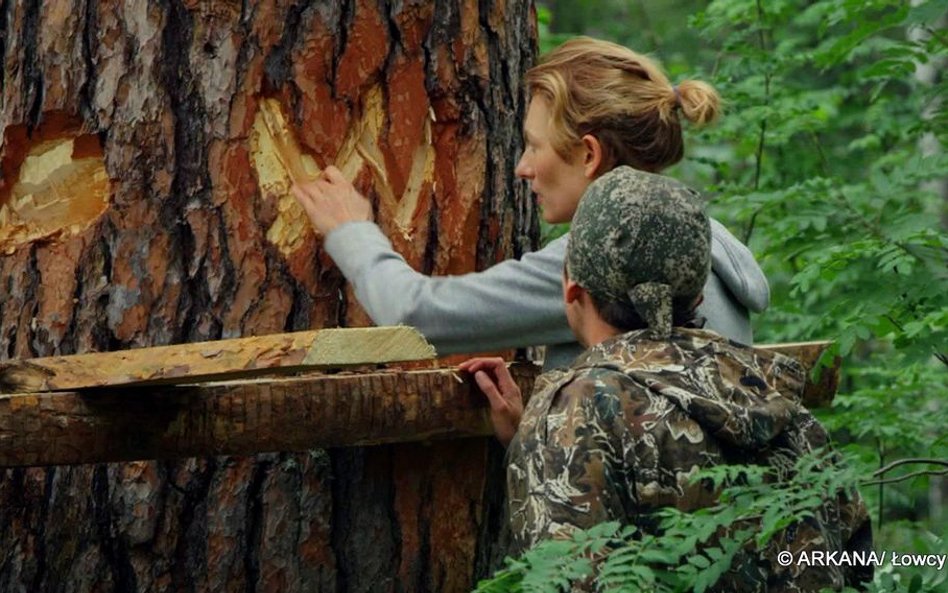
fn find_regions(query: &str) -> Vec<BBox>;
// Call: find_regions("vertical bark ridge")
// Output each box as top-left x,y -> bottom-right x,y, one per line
0,0 -> 10,101
162,0 -> 215,345
27,468 -> 53,593
87,222 -> 117,353
244,454 -> 272,593
329,448 -> 399,593
333,0 -> 357,95
168,459 -> 218,592
263,1 -> 310,95
22,243 -> 39,358
471,440 -> 511,578
20,0 -> 42,131
93,465 -> 138,592
78,0 -> 99,126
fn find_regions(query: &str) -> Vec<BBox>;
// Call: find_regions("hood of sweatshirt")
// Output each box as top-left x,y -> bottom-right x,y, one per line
709,219 -> 770,313
574,328 -> 806,450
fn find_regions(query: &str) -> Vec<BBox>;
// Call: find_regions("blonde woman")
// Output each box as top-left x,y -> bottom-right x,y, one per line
292,37 -> 768,370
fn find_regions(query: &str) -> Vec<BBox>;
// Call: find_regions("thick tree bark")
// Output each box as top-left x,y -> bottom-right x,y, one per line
0,1 -> 537,591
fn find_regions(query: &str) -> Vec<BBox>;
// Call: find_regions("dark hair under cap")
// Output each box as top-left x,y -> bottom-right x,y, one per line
566,166 -> 711,338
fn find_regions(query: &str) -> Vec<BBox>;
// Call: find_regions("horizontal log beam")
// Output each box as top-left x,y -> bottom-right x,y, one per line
0,364 -> 540,468
0,341 -> 838,468
0,326 -> 436,394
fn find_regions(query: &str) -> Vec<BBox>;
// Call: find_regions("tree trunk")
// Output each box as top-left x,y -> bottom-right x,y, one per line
0,1 -> 537,591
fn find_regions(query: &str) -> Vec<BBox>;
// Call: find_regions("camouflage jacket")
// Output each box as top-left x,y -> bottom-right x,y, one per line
506,328 -> 872,592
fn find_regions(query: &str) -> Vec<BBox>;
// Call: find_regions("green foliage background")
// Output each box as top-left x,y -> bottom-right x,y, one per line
485,0 -> 947,590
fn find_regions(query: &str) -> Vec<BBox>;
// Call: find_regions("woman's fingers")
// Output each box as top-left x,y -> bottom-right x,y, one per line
322,165 -> 346,184
291,183 -> 321,229
288,167 -> 372,235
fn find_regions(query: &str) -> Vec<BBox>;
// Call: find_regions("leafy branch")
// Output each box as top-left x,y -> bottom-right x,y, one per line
862,457 -> 948,486
744,0 -> 771,244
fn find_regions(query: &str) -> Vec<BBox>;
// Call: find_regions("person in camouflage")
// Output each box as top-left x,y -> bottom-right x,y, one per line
462,166 -> 872,591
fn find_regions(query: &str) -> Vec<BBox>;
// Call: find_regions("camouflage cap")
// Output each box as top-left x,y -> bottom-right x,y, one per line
566,166 -> 711,338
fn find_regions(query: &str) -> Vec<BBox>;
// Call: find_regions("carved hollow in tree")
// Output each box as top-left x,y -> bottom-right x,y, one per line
0,116 -> 110,255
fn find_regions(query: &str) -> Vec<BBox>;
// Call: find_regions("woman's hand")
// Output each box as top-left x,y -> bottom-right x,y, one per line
459,357 -> 523,447
291,166 -> 373,236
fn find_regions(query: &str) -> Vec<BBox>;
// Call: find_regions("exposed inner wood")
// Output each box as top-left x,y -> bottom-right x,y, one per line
250,99 -> 323,254
257,98 -> 318,185
249,89 -> 435,254
335,87 -> 436,239
0,135 -> 110,255
0,326 -> 436,394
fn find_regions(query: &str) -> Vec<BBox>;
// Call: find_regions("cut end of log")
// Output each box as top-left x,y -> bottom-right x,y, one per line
302,326 -> 436,366
758,340 -> 840,408
0,129 -> 109,255
0,360 -> 55,394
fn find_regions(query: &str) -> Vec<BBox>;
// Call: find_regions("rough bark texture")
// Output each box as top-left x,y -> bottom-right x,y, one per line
0,1 -> 537,591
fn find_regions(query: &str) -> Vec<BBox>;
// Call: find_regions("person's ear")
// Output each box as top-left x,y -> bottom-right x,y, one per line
579,134 -> 603,179
564,278 -> 584,304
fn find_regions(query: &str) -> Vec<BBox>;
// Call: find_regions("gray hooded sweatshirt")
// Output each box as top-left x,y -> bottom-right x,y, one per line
324,219 -> 769,369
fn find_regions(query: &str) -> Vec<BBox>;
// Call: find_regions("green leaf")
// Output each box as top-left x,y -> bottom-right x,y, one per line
688,554 -> 711,569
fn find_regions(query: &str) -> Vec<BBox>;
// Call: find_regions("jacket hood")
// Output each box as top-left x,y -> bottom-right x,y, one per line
575,328 -> 806,450
709,219 -> 770,313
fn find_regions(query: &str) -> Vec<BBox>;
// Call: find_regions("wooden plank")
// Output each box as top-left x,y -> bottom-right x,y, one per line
758,341 -> 839,408
0,341 -> 839,467
0,364 -> 540,468
0,326 -> 436,394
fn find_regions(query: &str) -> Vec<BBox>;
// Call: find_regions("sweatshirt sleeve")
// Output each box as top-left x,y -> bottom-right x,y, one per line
323,221 -> 575,355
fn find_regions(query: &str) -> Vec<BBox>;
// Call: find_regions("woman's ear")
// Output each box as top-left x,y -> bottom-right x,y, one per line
580,134 -> 603,179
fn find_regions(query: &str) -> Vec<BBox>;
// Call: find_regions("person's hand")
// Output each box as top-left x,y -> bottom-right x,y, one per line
458,357 -> 523,446
291,166 -> 373,236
